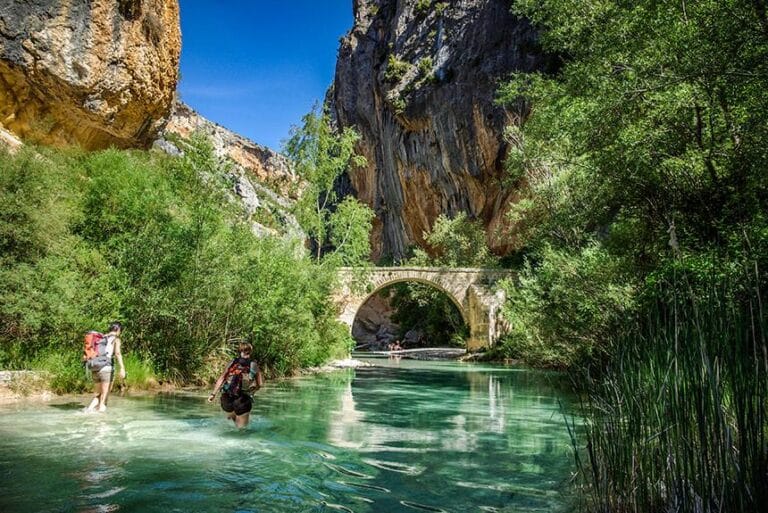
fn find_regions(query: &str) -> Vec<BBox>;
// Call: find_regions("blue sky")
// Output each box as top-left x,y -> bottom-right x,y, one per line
178,1 -> 353,151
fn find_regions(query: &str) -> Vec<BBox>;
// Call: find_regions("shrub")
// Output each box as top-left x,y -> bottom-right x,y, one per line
0,141 -> 353,390
495,242 -> 635,368
122,353 -> 159,389
31,351 -> 89,394
417,57 -> 433,78
383,54 -> 411,83
415,212 -> 498,268
415,0 -> 431,15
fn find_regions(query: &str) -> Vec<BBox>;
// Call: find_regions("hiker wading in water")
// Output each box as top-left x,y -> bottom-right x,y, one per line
208,342 -> 263,428
85,322 -> 126,413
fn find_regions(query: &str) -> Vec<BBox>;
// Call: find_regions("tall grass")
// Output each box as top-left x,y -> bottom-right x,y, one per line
578,265 -> 767,512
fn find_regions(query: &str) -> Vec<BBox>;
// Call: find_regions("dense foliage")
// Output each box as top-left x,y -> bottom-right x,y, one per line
388,282 -> 468,347
285,106 -> 374,265
494,0 -> 768,365
0,139 -> 352,391
495,1 -> 768,510
410,212 -> 499,269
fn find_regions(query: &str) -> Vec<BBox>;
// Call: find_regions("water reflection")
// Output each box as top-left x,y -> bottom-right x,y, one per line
0,359 -> 576,513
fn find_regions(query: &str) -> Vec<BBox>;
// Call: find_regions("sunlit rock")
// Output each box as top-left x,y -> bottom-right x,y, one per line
330,0 -> 557,260
0,0 -> 181,149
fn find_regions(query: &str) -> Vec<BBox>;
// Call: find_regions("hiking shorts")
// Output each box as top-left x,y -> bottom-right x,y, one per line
91,367 -> 113,384
220,392 -> 252,416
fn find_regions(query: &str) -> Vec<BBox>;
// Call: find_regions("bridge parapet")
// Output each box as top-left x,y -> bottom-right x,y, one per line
334,266 -> 514,350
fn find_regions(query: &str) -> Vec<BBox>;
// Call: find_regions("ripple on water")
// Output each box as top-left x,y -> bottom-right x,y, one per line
323,462 -> 375,479
336,480 -> 390,493
361,458 -> 425,475
321,501 -> 356,513
400,500 -> 450,512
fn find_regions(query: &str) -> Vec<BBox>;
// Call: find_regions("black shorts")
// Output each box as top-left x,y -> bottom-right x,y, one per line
220,392 -> 252,415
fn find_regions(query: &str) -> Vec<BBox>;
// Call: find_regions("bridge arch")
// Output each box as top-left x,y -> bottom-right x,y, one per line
334,267 -> 513,350
353,276 -> 470,327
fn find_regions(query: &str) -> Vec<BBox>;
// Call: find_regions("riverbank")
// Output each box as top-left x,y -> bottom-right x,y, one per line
0,358 -> 375,404
355,347 -> 467,360
0,371 -> 56,404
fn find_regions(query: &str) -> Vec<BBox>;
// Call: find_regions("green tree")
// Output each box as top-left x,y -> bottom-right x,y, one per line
496,2 -> 768,510
412,212 -> 498,268
498,0 -> 768,266
493,0 -> 768,365
284,106 -> 371,264
0,139 -> 353,387
328,196 -> 376,266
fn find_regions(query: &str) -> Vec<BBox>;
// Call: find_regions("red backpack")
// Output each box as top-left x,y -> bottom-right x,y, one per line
83,331 -> 112,372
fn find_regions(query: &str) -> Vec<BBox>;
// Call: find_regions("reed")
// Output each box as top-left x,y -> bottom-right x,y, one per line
577,266 -> 767,512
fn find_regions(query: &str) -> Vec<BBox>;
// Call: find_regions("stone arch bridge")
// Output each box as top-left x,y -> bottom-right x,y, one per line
335,267 -> 513,350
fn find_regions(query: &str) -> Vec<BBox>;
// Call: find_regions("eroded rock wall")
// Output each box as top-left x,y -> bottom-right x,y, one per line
161,102 -> 298,197
331,0 -> 555,260
158,102 -> 302,238
0,0 -> 180,149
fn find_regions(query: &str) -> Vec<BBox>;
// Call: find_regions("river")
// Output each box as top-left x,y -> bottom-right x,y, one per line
0,357 -> 578,513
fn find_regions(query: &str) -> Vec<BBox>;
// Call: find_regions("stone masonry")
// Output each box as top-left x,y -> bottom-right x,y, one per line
335,267 -> 512,350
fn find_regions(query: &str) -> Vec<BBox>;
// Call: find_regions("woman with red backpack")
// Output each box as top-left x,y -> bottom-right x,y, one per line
84,322 -> 126,413
208,342 -> 263,428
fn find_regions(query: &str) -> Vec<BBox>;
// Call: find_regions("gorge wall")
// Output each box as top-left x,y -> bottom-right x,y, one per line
0,0 -> 180,149
330,0 -> 556,261
158,102 -> 301,237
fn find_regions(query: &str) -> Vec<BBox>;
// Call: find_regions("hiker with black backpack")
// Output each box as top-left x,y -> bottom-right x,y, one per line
208,341 -> 263,428
83,322 -> 126,413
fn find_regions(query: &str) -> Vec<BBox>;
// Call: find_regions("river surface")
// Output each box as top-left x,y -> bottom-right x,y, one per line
0,358 -> 577,513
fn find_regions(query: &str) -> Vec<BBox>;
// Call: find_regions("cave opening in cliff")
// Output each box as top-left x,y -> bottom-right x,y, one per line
352,282 -> 469,351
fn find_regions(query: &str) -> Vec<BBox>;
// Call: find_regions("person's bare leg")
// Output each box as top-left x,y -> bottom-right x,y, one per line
235,413 -> 250,428
97,381 -> 109,412
86,391 -> 99,412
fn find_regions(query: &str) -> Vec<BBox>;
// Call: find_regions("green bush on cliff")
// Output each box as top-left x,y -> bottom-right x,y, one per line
0,140 -> 352,389
383,54 -> 411,83
414,0 -> 431,15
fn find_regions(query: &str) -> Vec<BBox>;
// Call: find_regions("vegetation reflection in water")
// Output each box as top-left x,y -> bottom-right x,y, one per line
0,359 -> 577,513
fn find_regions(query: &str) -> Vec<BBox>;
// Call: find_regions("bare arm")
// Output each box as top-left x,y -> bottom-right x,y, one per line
114,337 -> 126,379
208,365 -> 230,402
249,361 -> 264,390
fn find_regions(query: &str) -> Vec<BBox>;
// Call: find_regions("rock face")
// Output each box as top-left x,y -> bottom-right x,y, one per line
0,0 -> 181,149
351,292 -> 399,349
161,102 -> 298,197
330,0 -> 555,260
158,102 -> 302,237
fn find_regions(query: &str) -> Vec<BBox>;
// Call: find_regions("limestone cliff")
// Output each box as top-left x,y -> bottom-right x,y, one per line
0,0 -> 180,149
330,0 -> 556,260
158,102 -> 301,237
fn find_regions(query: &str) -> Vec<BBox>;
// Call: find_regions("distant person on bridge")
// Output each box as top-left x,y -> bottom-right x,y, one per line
208,342 -> 263,428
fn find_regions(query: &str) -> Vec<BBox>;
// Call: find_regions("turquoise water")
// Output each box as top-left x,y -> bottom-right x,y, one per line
0,358 -> 577,513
